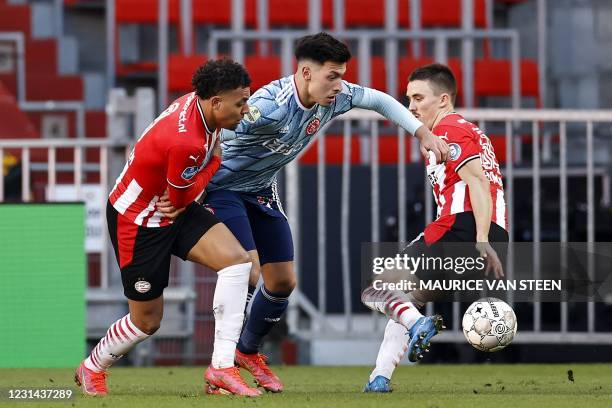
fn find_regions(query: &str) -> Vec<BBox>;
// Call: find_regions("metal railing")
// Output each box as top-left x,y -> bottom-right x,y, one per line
204,27 -> 522,106
0,32 -> 86,137
0,138 -> 121,288
284,108 -> 612,345
2,108 -> 610,351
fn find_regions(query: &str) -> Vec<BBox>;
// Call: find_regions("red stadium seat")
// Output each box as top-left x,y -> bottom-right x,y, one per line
378,135 -> 412,164
193,0 -> 257,26
343,56 -> 387,91
299,135 -> 361,164
0,2 -> 31,36
168,54 -> 208,93
488,135 -> 507,164
474,59 -> 539,98
115,0 -> 180,23
25,40 -> 58,76
344,0 -> 385,27
269,0 -> 333,27
26,74 -> 83,101
244,55 -> 282,91
421,0 -> 486,28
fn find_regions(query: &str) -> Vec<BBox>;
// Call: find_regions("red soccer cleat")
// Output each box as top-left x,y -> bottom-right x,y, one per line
74,362 -> 108,396
235,350 -> 283,393
204,366 -> 262,397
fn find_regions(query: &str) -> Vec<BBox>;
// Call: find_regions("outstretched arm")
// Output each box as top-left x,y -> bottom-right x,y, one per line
354,87 -> 449,163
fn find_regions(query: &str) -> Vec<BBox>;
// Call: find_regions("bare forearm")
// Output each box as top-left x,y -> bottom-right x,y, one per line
467,178 -> 492,242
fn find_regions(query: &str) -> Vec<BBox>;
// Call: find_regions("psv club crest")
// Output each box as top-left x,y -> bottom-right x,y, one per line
306,118 -> 321,135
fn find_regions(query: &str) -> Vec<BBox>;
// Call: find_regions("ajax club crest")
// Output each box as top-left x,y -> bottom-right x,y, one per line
306,118 -> 321,135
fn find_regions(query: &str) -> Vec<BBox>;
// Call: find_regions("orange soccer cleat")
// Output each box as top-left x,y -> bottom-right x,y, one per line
234,350 -> 283,393
74,362 -> 108,396
204,366 -> 262,397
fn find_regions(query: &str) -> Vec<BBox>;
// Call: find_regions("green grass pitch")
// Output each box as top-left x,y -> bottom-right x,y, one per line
1,364 -> 611,407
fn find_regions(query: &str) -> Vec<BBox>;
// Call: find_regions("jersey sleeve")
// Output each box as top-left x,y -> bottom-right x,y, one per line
434,124 -> 481,174
351,85 -> 423,135
166,144 -> 205,189
166,145 -> 221,208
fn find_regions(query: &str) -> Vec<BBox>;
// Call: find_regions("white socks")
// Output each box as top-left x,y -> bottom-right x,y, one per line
369,319 -> 410,382
84,314 -> 149,373
361,286 -> 423,330
211,262 -> 251,369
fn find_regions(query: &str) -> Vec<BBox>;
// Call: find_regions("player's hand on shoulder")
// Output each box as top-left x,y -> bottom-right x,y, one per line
415,126 -> 449,164
156,188 -> 186,220
213,138 -> 222,159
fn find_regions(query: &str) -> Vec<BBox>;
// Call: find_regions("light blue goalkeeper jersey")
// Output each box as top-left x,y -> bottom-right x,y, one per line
208,75 -> 423,193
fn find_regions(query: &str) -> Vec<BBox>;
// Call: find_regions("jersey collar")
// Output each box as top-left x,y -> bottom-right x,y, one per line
292,75 -> 315,111
196,96 -> 215,134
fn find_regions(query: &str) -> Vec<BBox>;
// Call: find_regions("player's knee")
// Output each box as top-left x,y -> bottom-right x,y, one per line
267,276 -> 296,294
217,245 -> 251,270
229,248 -> 251,266
133,316 -> 161,335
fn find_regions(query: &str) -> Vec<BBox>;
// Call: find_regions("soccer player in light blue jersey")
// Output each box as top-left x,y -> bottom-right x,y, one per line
158,33 -> 449,392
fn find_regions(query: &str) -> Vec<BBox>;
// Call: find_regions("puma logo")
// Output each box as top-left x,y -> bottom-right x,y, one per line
189,155 -> 200,162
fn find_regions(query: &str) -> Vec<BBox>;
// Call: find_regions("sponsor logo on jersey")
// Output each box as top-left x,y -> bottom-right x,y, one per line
181,165 -> 199,180
134,280 -> 151,293
449,143 -> 462,161
306,118 -> 321,135
244,105 -> 261,123
178,93 -> 196,133
262,138 -> 304,155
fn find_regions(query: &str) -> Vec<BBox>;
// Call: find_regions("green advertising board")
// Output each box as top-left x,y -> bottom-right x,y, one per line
0,203 -> 86,367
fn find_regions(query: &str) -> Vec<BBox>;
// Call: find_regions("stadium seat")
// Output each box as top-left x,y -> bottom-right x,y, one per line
0,81 -> 38,139
488,135 -> 507,164
299,135 -> 361,164
343,56 -> 387,91
378,135 -> 412,164
474,58 -> 539,98
115,0 -> 181,24
244,55 -> 282,91
269,0 -> 333,27
0,2 -> 31,36
168,54 -> 208,93
25,40 -> 58,76
421,0 -> 486,28
314,0 -> 486,29
343,0 -> 386,27
193,0 -> 257,26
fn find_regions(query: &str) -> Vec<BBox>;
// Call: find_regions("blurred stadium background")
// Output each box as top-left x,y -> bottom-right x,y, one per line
1,0 -> 612,371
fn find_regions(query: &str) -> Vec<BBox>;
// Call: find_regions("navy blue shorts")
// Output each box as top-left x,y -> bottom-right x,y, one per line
203,187 -> 294,265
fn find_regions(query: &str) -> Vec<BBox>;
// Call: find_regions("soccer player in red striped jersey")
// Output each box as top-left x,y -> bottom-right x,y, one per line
362,63 -> 508,392
75,59 -> 261,397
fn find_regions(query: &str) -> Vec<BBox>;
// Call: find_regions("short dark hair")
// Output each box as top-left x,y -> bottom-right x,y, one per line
192,58 -> 251,99
294,32 -> 351,65
408,63 -> 457,104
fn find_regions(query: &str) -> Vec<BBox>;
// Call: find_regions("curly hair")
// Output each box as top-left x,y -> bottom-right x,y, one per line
294,32 -> 351,65
191,58 -> 252,99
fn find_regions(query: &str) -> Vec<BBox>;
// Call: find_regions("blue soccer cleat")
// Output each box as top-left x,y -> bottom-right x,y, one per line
407,315 -> 445,362
363,375 -> 392,393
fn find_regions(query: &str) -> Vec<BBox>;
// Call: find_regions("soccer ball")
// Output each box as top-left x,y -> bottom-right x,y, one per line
462,298 -> 517,352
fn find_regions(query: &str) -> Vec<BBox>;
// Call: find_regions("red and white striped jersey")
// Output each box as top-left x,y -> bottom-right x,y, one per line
426,113 -> 507,231
109,92 -> 220,227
